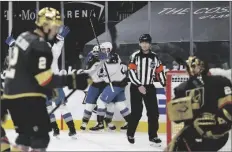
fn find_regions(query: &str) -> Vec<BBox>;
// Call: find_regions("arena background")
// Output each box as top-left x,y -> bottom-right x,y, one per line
1,1 -> 232,136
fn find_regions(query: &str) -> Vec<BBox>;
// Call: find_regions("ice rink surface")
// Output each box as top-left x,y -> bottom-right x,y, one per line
6,130 -> 232,151
6,130 -> 166,151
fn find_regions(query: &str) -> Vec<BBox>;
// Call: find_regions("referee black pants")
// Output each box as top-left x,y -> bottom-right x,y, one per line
127,84 -> 159,139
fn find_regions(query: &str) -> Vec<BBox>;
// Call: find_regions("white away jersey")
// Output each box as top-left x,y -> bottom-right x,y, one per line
99,54 -> 127,83
209,68 -> 231,81
51,41 -> 64,74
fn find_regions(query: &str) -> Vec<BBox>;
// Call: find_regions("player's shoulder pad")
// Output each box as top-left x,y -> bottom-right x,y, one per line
210,75 -> 232,87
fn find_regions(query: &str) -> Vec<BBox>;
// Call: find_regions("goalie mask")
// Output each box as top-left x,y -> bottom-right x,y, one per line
100,42 -> 112,54
35,7 -> 63,40
186,56 -> 206,77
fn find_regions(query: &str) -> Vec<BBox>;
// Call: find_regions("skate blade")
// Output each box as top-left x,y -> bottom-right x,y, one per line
107,128 -> 116,132
120,129 -> 127,132
53,135 -> 60,139
80,129 -> 86,133
89,129 -> 105,133
70,135 -> 77,139
150,142 -> 161,147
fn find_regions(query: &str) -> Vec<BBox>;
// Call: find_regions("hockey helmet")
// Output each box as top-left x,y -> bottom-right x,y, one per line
139,34 -> 152,43
100,42 -> 113,53
91,45 -> 100,56
186,56 -> 205,76
35,7 -> 63,27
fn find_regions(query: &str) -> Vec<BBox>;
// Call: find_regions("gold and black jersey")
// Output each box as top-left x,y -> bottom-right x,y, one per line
174,75 -> 232,116
3,31 -> 54,99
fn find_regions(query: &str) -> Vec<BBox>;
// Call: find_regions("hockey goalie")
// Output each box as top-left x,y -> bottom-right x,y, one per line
166,56 -> 232,151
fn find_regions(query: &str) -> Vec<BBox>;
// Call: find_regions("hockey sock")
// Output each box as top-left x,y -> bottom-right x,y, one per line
97,115 -> 104,124
115,102 -> 130,118
62,112 -> 73,124
51,121 -> 59,130
66,120 -> 76,131
50,113 -> 57,123
123,114 -> 131,122
96,99 -> 107,123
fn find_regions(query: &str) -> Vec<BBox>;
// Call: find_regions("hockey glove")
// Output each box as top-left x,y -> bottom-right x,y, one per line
5,36 -> 15,47
56,25 -> 70,41
98,52 -> 108,60
66,72 -> 89,90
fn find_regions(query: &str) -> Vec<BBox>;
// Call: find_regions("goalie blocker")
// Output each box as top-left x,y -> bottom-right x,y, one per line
166,56 -> 232,151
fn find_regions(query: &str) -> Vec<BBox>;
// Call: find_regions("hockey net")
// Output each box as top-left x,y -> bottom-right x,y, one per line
166,70 -> 187,145
165,70 -> 232,151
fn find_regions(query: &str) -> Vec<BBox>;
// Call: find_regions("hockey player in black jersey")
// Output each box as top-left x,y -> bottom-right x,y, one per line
166,56 -> 232,151
1,70 -> 11,152
2,7 -> 89,151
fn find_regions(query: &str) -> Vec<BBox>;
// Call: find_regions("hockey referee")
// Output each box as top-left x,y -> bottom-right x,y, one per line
127,34 -> 166,146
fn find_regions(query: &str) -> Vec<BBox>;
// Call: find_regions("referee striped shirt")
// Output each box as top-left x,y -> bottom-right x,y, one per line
128,50 -> 166,87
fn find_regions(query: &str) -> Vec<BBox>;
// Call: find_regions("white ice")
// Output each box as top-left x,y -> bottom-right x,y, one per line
6,130 -> 232,151
6,130 -> 166,151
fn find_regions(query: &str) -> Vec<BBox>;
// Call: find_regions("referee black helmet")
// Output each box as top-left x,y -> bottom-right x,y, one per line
139,34 -> 152,43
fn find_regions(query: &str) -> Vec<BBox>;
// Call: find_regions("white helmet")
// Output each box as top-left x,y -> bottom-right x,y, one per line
100,42 -> 112,53
91,45 -> 100,56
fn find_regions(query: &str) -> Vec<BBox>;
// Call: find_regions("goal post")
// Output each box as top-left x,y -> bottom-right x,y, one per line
165,70 -> 188,145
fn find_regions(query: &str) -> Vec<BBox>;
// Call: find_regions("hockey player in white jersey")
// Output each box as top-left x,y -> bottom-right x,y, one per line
80,45 -> 117,131
46,26 -> 77,138
89,42 -> 131,131
209,68 -> 231,81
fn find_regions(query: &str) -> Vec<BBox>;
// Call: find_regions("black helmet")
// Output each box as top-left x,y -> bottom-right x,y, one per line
139,34 -> 152,43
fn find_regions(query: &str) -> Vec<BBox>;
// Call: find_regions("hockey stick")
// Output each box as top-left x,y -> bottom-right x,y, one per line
89,10 -> 114,92
49,89 -> 75,115
81,90 -> 88,104
49,59 -> 108,115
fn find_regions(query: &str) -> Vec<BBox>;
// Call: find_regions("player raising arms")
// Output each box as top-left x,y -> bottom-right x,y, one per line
2,7 -> 88,151
166,56 -> 232,151
89,42 -> 131,131
46,26 -> 77,139
80,44 -> 117,131
4,26 -> 77,139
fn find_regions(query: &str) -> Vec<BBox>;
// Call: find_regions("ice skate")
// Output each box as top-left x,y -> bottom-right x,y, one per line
120,122 -> 128,130
89,123 -> 104,132
127,135 -> 135,144
149,137 -> 162,147
53,128 -> 60,139
80,122 -> 87,131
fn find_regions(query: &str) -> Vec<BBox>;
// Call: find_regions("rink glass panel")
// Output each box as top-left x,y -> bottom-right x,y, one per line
1,2 -> 231,150
192,1 -> 230,69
